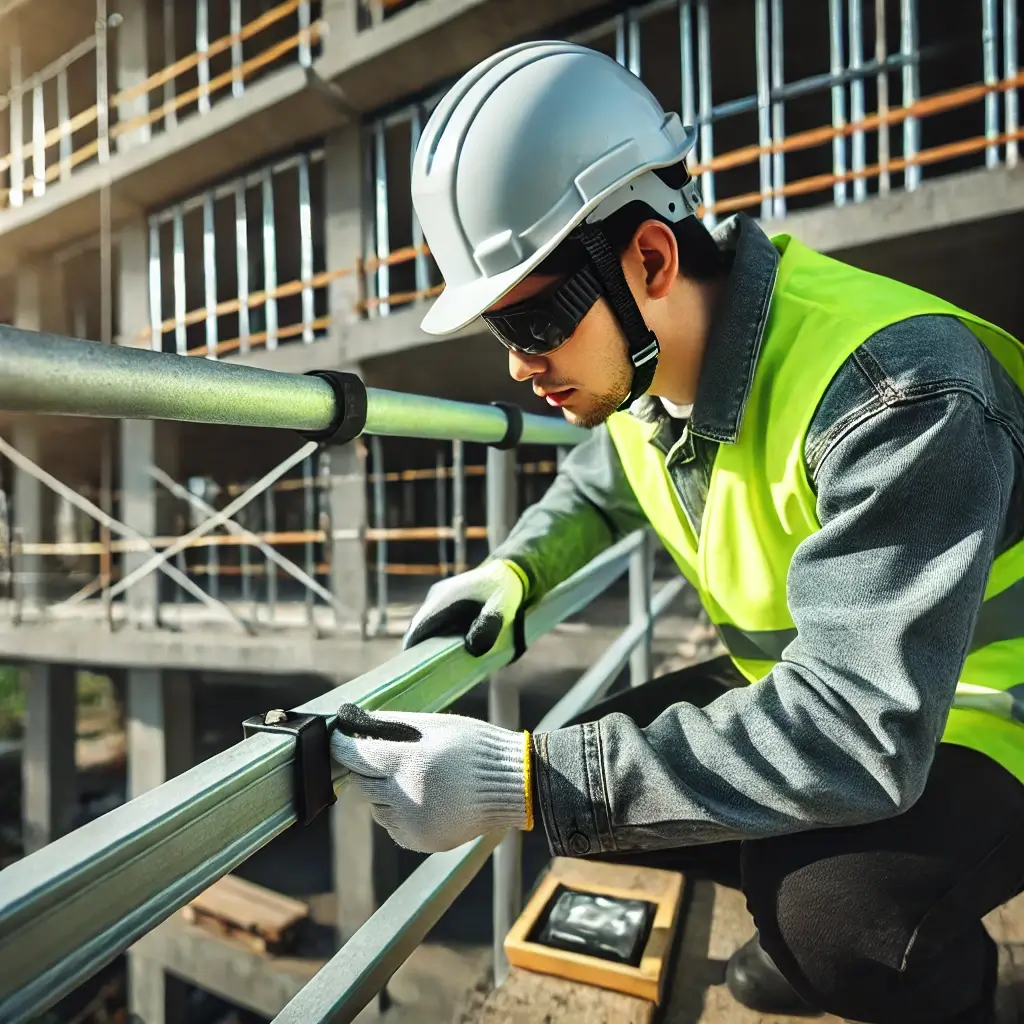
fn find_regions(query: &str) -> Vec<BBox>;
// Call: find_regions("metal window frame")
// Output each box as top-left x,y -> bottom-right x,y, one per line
197,0 -> 211,115
203,192 -> 219,358
849,0 -> 867,201
299,152 -> 316,343
829,0 -> 848,206
900,0 -> 920,189
770,0 -> 787,216
1006,0 -> 1019,167
984,0 -> 1001,168
755,0 -> 773,219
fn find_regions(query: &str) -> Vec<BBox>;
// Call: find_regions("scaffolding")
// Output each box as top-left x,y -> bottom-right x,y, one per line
1,0 -> 322,209
0,436 -> 560,633
121,0 -> 1024,358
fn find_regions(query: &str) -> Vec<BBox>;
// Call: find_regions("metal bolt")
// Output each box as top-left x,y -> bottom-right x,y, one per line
264,709 -> 288,725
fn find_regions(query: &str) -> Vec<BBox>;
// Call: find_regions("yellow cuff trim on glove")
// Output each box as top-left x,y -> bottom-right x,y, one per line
523,731 -> 534,832
500,558 -> 531,600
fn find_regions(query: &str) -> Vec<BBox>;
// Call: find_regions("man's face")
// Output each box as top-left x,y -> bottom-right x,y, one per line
485,275 -> 633,428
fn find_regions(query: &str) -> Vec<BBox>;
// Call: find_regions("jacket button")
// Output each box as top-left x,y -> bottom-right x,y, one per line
567,832 -> 591,855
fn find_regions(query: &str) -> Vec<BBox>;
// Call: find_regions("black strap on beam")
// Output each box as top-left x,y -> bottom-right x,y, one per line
489,401 -> 524,449
242,710 -> 337,826
301,370 -> 368,444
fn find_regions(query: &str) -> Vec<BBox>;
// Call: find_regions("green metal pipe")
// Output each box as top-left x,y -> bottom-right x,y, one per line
0,326 -> 336,432
0,326 -> 588,447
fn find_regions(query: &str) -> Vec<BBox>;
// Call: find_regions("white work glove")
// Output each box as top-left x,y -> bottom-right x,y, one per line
403,558 -> 530,661
330,703 -> 533,853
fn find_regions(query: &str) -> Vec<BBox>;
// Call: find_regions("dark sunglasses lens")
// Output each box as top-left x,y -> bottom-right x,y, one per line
483,311 -> 567,356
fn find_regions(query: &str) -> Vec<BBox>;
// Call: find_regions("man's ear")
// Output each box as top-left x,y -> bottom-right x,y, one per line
627,219 -> 679,299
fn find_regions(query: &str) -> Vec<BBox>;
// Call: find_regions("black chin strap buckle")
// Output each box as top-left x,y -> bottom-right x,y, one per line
577,225 -> 661,408
630,332 -> 660,371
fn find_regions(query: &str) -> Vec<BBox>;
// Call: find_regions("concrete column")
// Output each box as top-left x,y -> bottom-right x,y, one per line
127,669 -> 194,796
115,0 -> 151,152
21,663 -> 78,853
118,219 -> 180,627
326,441 -> 368,636
127,669 -> 195,1024
324,126 -> 365,353
12,263 -> 65,611
117,216 -> 149,349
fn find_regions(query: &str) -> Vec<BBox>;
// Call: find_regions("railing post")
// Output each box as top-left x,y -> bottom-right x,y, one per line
9,45 -> 23,208
629,528 -> 653,687
162,0 -> 177,129
304,454 -> 317,631
435,449 -> 449,576
370,434 -> 388,635
96,0 -> 110,164
452,439 -> 467,574
486,444 -> 519,988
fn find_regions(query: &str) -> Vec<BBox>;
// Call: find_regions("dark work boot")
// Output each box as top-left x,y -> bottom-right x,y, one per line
725,933 -> 822,1017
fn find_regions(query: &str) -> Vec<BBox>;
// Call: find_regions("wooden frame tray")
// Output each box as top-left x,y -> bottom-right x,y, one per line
504,857 -> 685,1004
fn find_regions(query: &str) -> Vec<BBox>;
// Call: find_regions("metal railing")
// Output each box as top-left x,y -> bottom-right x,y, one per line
0,323 -> 683,1023
0,326 -> 578,635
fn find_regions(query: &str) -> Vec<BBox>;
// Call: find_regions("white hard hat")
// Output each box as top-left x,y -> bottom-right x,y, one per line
411,41 -> 700,408
412,40 -> 699,337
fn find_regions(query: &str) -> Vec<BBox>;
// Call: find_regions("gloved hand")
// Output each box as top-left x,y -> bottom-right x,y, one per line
330,703 -> 533,853
403,558 -> 530,660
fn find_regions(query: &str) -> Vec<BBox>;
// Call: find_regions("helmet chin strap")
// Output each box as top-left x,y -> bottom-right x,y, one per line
576,225 -> 660,410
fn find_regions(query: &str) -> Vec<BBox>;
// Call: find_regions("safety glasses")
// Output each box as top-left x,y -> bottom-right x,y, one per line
481,263 -> 603,356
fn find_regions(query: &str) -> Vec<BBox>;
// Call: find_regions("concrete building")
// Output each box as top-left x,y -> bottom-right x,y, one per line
0,0 -> 1022,1020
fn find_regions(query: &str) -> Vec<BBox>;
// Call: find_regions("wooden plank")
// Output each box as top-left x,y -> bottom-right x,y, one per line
468,966 -> 654,1024
984,892 -> 1024,1023
187,874 -> 308,943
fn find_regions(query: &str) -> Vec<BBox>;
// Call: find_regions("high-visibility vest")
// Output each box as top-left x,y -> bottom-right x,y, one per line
607,234 -> 1024,783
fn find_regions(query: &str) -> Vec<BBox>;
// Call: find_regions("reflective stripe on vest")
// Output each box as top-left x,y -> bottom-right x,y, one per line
607,233 -> 1024,783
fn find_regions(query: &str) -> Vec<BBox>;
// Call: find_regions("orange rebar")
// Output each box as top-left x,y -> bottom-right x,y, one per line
707,126 -> 1024,216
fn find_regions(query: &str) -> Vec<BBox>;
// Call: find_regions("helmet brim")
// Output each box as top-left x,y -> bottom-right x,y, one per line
419,245 -> 554,336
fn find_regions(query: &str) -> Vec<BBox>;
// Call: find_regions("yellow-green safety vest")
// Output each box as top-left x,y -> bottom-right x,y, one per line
607,234 -> 1024,783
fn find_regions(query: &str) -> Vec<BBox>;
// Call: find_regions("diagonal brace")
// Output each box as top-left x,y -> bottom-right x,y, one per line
0,437 -> 253,633
64,440 -> 319,606
149,464 -> 340,611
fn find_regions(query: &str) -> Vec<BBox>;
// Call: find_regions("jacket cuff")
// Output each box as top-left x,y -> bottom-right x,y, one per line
531,724 -> 615,857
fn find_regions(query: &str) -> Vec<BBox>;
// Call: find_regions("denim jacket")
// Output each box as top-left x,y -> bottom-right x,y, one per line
494,214 -> 1024,856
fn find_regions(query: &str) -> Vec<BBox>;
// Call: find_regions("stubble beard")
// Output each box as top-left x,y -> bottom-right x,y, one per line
562,360 -> 634,428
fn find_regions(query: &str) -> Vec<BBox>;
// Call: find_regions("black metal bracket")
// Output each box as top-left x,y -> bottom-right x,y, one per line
301,370 -> 368,445
489,401 -> 524,449
242,710 -> 338,826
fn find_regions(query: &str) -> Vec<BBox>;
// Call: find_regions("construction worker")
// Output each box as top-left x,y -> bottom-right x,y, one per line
330,42 -> 1024,1024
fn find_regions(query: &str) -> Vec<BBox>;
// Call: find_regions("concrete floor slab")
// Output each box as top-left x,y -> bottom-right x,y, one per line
772,162 -> 1024,259
0,589 -> 697,679
319,0 -> 607,113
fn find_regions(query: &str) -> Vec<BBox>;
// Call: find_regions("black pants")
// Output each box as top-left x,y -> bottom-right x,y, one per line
561,657 -> 1024,1024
